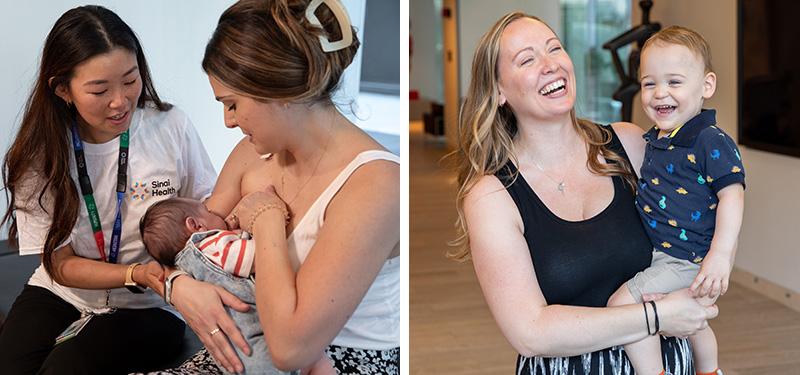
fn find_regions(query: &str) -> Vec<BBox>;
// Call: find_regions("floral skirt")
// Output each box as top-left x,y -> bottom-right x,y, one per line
139,345 -> 400,375
325,344 -> 400,374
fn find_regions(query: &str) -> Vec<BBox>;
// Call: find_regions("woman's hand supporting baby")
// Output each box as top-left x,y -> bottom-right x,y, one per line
170,272 -> 252,373
132,261 -> 167,296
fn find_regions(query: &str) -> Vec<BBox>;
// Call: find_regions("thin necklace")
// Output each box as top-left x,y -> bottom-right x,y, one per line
531,159 -> 567,193
280,116 -> 335,215
528,145 -> 580,194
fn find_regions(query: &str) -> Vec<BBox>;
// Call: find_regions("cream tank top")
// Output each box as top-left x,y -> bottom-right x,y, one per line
286,150 -> 400,350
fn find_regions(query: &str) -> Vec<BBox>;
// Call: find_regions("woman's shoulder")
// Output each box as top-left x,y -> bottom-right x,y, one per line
609,121 -> 645,140
339,150 -> 399,191
608,122 -> 646,153
221,137 -> 264,178
464,174 -> 508,208
349,150 -> 399,170
329,128 -> 400,180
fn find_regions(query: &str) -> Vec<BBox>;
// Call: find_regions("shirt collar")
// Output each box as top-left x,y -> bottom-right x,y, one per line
642,109 -> 717,148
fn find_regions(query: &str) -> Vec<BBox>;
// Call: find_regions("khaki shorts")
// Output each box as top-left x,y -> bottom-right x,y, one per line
626,250 -> 701,303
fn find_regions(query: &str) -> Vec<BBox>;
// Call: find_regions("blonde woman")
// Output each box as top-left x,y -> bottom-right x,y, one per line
453,12 -> 716,374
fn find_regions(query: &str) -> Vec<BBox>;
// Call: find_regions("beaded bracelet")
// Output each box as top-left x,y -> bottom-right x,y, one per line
247,203 -> 290,232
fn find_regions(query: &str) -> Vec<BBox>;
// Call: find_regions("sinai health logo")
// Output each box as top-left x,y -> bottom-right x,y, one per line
129,179 -> 177,201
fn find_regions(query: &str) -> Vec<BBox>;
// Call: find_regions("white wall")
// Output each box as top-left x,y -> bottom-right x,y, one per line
457,0 -> 561,99
631,0 -> 800,293
0,0 -> 369,240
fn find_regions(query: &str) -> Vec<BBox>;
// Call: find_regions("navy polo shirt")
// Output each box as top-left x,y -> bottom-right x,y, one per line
635,109 -> 745,263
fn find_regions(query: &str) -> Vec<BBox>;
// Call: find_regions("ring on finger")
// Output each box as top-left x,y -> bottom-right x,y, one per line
209,327 -> 221,336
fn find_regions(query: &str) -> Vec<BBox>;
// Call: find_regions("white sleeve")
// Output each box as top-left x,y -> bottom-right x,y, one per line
176,112 -> 217,201
14,173 -> 71,255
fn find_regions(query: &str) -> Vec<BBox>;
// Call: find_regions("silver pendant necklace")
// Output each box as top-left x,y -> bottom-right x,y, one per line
529,144 -> 581,194
532,160 -> 567,193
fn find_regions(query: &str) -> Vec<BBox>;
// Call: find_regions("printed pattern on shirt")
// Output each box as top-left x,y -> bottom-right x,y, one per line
636,110 -> 745,263
197,231 -> 255,277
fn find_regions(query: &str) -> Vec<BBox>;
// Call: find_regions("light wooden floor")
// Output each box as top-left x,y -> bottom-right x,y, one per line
409,123 -> 800,374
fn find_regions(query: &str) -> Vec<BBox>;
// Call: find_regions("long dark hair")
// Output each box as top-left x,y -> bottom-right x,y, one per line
2,5 -> 170,278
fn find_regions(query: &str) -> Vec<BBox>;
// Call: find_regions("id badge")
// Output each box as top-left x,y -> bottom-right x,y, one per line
55,313 -> 93,345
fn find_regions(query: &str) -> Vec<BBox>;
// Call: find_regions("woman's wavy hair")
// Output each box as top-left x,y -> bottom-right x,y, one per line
449,12 -> 636,261
2,5 -> 170,278
202,0 -> 360,105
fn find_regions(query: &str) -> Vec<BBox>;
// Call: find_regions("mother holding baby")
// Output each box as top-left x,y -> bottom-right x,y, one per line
165,0 -> 400,373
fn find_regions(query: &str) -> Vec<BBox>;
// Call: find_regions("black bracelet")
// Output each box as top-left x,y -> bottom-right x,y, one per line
648,300 -> 660,335
643,302 -> 652,335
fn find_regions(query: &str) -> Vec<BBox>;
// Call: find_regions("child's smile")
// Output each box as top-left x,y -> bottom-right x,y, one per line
639,43 -> 716,136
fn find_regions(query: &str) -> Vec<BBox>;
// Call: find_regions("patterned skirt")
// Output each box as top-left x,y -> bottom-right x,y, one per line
516,336 -> 693,375
325,345 -> 400,374
138,345 -> 400,375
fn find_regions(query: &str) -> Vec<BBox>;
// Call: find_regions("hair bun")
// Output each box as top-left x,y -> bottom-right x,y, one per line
203,0 -> 360,103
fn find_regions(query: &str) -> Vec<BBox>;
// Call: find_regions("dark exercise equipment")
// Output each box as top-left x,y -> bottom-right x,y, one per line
603,0 -> 661,122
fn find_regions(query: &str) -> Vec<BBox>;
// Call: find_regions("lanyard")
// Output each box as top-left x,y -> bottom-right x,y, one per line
70,123 -> 129,264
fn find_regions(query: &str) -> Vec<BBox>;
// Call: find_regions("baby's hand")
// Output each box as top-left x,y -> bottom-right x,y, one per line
690,253 -> 731,299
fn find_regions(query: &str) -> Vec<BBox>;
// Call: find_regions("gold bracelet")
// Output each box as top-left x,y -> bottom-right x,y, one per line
248,203 -> 290,232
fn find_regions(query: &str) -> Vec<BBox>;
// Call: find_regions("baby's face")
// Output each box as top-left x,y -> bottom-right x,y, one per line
194,203 -> 228,231
639,43 -> 716,134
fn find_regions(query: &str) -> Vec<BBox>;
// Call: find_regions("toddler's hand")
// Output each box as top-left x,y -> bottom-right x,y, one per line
690,253 -> 731,299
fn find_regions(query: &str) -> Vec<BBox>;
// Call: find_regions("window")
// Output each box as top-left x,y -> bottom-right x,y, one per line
561,0 -> 630,124
360,0 -> 400,95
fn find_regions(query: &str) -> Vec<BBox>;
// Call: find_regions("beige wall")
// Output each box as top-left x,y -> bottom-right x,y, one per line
632,0 -> 800,293
442,1 -> 562,148
457,1 -> 561,99
442,0 -> 460,149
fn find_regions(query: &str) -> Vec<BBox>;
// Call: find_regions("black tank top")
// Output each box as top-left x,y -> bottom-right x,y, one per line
497,124 -> 651,307
497,124 -> 693,374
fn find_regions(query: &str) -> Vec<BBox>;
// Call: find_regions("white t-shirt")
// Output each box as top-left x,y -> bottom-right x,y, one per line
16,105 -> 216,314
